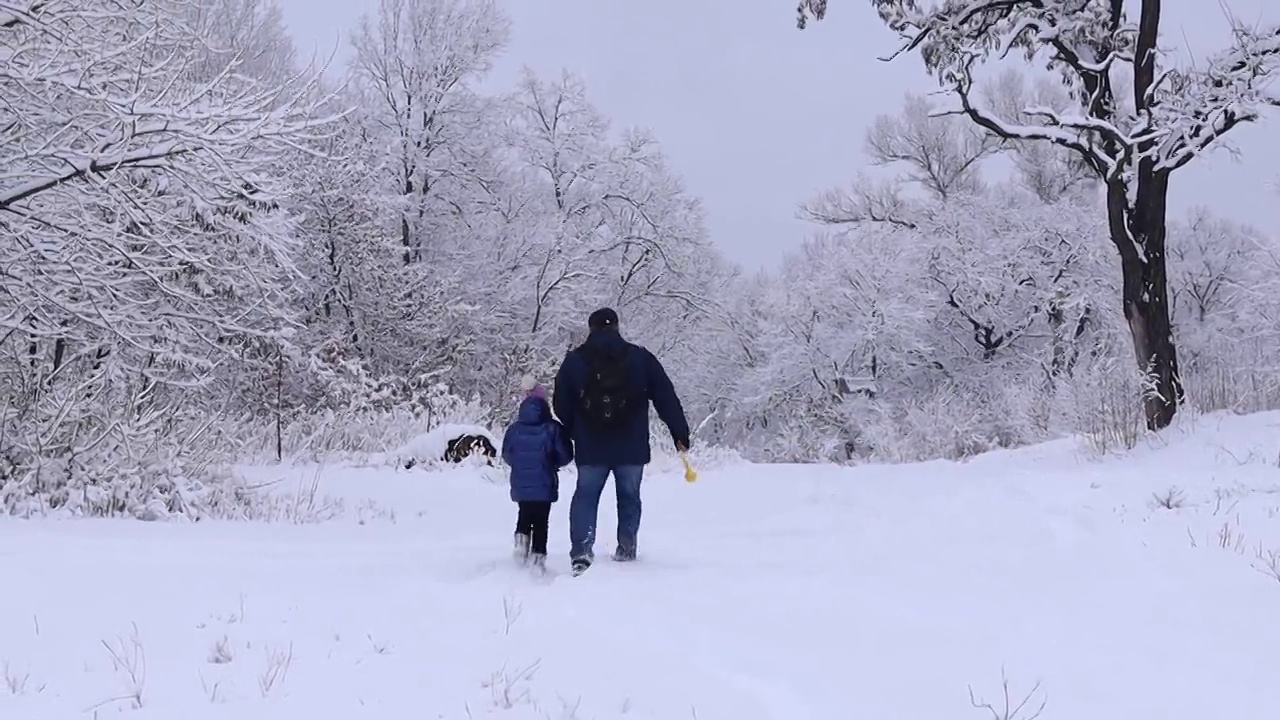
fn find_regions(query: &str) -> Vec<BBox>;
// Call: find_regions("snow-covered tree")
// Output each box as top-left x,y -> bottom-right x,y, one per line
350,0 -> 509,264
754,225 -> 936,460
1166,208 -> 1280,412
804,90 -> 1113,376
798,0 -> 1280,430
500,70 -> 735,422
500,70 -> 617,356
779,78 -> 1134,459
330,0 -> 514,405
181,0 -> 301,87
0,0 -> 336,513
921,190 -> 1112,372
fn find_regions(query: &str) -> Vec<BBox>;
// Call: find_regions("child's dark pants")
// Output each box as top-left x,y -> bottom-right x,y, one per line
516,501 -> 552,555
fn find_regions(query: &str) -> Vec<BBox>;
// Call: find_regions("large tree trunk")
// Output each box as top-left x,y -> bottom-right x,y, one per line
1106,177 -> 1184,431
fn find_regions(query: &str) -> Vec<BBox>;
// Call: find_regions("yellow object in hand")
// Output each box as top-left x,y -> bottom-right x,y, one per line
680,452 -> 697,483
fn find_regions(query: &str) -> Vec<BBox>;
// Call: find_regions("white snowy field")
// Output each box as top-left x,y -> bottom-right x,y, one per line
3,413 -> 1280,720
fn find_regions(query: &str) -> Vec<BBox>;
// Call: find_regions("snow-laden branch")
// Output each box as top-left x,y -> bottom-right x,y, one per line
1152,24 -> 1280,171
799,174 -> 919,228
0,0 -> 343,407
0,0 -> 47,30
1,0 -> 343,216
861,0 -> 1280,178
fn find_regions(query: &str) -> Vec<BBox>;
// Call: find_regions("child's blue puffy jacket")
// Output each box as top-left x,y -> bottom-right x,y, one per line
502,396 -> 574,502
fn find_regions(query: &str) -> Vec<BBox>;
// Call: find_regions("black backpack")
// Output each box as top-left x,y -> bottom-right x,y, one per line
578,346 -> 635,429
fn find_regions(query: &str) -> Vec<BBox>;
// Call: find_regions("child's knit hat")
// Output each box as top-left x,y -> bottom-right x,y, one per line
520,375 -> 546,400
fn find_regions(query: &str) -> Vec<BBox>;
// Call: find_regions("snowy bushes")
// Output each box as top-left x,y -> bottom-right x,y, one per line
258,360 -> 494,463
0,411 -> 260,521
206,377 -> 494,467
1066,359 -> 1148,455
0,450 -> 338,523
852,383 -> 1035,463
0,354 -> 490,518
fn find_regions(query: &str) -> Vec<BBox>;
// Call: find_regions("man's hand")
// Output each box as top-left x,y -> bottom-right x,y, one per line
674,436 -> 691,453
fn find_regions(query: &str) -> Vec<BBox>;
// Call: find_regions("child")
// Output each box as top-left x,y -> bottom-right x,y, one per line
501,376 -> 573,572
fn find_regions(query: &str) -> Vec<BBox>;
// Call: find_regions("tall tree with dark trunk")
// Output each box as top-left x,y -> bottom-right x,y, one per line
797,0 -> 1280,429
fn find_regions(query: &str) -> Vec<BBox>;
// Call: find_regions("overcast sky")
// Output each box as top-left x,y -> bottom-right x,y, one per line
275,0 -> 1280,270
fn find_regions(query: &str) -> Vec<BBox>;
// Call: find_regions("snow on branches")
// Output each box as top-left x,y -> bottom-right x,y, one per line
1,1 -> 337,213
796,0 -> 828,28
0,0 -> 339,369
856,0 -> 1280,180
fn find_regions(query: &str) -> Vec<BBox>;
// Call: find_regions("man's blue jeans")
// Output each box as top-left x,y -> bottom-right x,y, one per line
569,465 -> 644,561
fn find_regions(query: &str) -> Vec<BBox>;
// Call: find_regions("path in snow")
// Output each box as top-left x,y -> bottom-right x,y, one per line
3,412 -> 1280,719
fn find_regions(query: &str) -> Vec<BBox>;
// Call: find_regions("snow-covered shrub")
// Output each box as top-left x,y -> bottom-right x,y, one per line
0,365 -> 490,518
644,413 -> 744,471
0,422 -> 279,521
1064,356 -> 1148,455
235,378 -> 493,464
846,378 -> 1033,464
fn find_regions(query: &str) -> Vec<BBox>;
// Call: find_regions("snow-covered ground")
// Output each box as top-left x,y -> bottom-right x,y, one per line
3,412 -> 1280,720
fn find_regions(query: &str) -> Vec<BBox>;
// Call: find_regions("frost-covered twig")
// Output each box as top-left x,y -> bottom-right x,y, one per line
207,635 -> 234,664
502,593 -> 523,636
1151,487 -> 1186,510
99,624 -> 146,709
967,669 -> 1046,720
480,659 -> 541,710
258,643 -> 294,697
1255,546 -> 1280,585
3,661 -> 31,695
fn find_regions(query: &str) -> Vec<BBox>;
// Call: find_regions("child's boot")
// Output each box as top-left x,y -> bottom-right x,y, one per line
529,553 -> 547,575
513,532 -> 531,565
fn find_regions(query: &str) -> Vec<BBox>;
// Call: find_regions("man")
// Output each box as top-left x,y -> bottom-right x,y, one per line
553,307 -> 690,575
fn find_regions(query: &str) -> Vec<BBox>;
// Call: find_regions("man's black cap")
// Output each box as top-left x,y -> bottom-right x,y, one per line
588,307 -> 618,330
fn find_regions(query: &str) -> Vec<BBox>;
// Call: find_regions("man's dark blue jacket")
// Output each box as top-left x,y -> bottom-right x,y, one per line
552,328 -> 690,467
